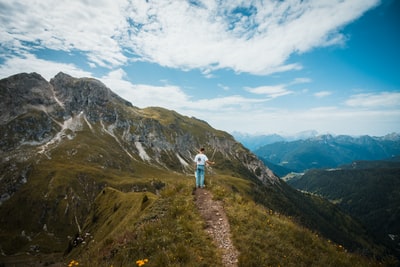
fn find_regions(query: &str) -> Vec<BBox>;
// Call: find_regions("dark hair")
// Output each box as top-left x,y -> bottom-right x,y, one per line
200,148 -> 205,152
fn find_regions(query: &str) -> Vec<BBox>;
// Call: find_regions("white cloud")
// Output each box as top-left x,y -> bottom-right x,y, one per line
245,85 -> 293,98
292,77 -> 312,85
192,95 -> 266,111
100,70 -> 190,110
101,69 -> 267,112
345,92 -> 400,108
124,0 -> 379,74
0,0 -> 129,68
0,53 -> 92,80
314,91 -> 332,98
218,83 -> 230,91
243,77 -> 311,98
0,0 -> 379,75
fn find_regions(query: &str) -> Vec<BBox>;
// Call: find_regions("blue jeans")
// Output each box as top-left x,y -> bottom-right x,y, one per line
196,165 -> 205,187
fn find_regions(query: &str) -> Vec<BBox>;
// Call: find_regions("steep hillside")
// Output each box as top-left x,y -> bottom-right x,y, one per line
263,160 -> 297,178
0,73 -> 396,266
254,134 -> 400,173
287,159 -> 400,259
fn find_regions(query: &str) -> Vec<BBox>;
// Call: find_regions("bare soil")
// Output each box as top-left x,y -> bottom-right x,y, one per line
194,187 -> 239,267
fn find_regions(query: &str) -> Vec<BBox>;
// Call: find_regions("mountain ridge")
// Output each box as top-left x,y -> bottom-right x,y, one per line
233,131 -> 400,149
253,133 -> 400,174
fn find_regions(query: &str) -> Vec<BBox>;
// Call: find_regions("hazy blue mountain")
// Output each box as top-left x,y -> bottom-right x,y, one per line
254,134 -> 400,173
232,130 -> 319,150
232,132 -> 286,150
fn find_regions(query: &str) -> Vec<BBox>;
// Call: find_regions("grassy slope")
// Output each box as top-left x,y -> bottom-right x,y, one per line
1,159 -> 391,266
72,178 -> 222,267
63,174 -> 391,267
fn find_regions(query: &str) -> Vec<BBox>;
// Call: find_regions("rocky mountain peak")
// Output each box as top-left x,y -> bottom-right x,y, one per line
0,72 -> 56,124
50,72 -> 132,121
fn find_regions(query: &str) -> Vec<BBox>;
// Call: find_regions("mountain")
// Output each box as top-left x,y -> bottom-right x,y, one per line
0,72 -> 395,266
232,132 -> 286,150
254,134 -> 400,173
262,160 -> 298,178
286,158 -> 400,260
232,130 -> 319,151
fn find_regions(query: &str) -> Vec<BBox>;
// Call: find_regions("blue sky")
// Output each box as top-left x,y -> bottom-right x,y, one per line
1,0 -> 399,136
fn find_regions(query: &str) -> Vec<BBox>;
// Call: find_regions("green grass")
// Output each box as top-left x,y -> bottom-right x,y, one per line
69,180 -> 222,267
1,153 -> 393,266
213,183 -> 382,266
60,173 -> 387,267
1,162 -> 394,266
214,174 -> 398,266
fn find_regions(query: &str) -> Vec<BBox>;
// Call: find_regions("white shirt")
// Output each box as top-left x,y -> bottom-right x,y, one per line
194,154 -> 208,165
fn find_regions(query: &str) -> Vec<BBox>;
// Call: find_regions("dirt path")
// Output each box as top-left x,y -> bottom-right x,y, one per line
194,188 -> 239,267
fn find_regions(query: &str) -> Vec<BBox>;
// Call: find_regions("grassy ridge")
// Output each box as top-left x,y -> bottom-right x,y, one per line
59,172 -> 391,267
69,179 -> 222,267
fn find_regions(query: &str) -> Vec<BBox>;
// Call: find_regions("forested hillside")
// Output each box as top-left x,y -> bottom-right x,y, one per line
287,159 -> 400,259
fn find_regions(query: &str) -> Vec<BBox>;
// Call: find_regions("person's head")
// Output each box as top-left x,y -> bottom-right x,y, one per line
200,147 -> 205,153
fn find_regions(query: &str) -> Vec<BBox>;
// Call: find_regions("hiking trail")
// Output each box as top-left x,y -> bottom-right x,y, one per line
194,188 -> 239,267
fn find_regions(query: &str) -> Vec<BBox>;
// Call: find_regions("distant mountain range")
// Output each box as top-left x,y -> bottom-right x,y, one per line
232,130 -> 319,150
251,133 -> 400,175
235,131 -> 400,260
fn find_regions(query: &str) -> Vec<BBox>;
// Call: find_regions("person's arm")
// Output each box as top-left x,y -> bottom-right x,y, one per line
206,160 -> 215,165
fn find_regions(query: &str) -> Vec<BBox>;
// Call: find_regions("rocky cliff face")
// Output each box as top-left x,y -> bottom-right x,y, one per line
0,72 -> 129,151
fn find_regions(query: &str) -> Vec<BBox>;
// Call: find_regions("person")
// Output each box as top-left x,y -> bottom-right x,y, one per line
194,148 -> 215,188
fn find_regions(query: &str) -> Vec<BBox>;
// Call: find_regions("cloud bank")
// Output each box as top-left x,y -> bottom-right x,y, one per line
0,0 -> 379,75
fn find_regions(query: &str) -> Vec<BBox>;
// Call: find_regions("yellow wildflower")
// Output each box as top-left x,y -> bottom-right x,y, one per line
68,260 -> 79,267
136,259 -> 149,266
